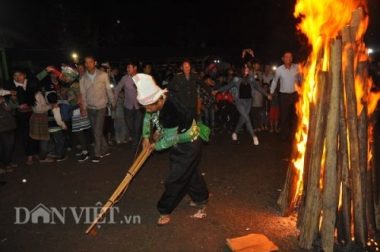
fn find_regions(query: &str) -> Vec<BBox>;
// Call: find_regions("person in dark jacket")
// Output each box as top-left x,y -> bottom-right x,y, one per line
5,69 -> 39,165
168,59 -> 200,124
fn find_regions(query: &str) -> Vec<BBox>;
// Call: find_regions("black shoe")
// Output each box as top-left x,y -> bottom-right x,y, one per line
78,152 -> 90,162
91,157 -> 100,163
100,152 -> 111,158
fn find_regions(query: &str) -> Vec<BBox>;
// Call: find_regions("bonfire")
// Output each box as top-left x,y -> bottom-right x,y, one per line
277,0 -> 380,251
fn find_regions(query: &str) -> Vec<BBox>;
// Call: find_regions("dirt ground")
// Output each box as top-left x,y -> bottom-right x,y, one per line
0,131 -> 318,252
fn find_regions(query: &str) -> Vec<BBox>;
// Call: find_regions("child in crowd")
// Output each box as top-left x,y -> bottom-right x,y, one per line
30,90 -> 52,163
46,92 -> 67,162
103,101 -> 115,146
251,85 -> 265,132
269,88 -> 280,133
64,66 -> 92,162
251,63 -> 265,132
262,65 -> 274,131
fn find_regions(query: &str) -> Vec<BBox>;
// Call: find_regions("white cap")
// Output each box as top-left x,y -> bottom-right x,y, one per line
133,74 -> 167,106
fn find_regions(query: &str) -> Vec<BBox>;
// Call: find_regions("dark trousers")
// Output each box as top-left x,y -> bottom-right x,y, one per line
251,106 -> 264,130
124,108 -> 143,149
0,130 -> 15,165
75,129 -> 92,152
279,92 -> 298,140
40,131 -> 66,158
39,140 -> 49,159
15,111 -> 38,156
51,131 -> 66,157
103,116 -> 115,138
157,140 -> 209,214
216,102 -> 237,130
63,120 -> 72,150
202,106 -> 215,129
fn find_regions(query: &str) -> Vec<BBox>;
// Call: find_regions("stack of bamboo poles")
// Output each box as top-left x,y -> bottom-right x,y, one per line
277,8 -> 379,251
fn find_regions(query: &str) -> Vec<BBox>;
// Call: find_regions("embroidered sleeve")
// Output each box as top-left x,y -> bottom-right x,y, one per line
154,127 -> 179,151
142,112 -> 152,139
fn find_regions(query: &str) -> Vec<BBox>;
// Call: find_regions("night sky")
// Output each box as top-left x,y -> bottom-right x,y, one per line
0,0 -> 379,63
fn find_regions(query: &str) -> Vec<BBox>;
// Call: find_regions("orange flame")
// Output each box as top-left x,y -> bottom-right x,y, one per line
292,1 -> 380,244
291,0 -> 376,201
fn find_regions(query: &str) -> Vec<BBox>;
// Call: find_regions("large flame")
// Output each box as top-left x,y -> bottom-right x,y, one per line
291,0 -> 379,201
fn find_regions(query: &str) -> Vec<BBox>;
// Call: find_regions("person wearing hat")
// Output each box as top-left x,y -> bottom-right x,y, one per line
134,73 -> 210,225
63,66 -> 92,162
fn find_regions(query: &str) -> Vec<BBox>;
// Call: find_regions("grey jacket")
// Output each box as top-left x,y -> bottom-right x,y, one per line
80,69 -> 115,110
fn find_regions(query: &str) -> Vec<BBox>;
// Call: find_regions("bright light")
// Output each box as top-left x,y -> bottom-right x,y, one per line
368,48 -> 374,55
71,53 -> 78,60
110,84 -> 114,88
272,66 -> 277,71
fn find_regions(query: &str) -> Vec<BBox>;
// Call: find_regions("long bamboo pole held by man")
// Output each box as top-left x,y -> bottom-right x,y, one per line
85,145 -> 153,235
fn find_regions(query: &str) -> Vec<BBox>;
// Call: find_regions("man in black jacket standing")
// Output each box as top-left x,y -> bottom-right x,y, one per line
168,59 -> 199,122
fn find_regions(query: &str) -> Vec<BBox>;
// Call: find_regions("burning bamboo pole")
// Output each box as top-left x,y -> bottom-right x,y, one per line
361,108 -> 377,236
342,15 -> 367,246
335,59 -> 346,246
299,72 -> 330,249
297,103 -> 317,227
367,125 -> 378,232
277,154 -> 299,216
370,133 -> 380,232
357,61 -> 378,235
337,75 -> 352,244
321,38 -> 342,252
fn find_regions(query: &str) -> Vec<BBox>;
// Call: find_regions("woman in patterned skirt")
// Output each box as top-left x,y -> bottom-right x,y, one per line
64,66 -> 92,162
